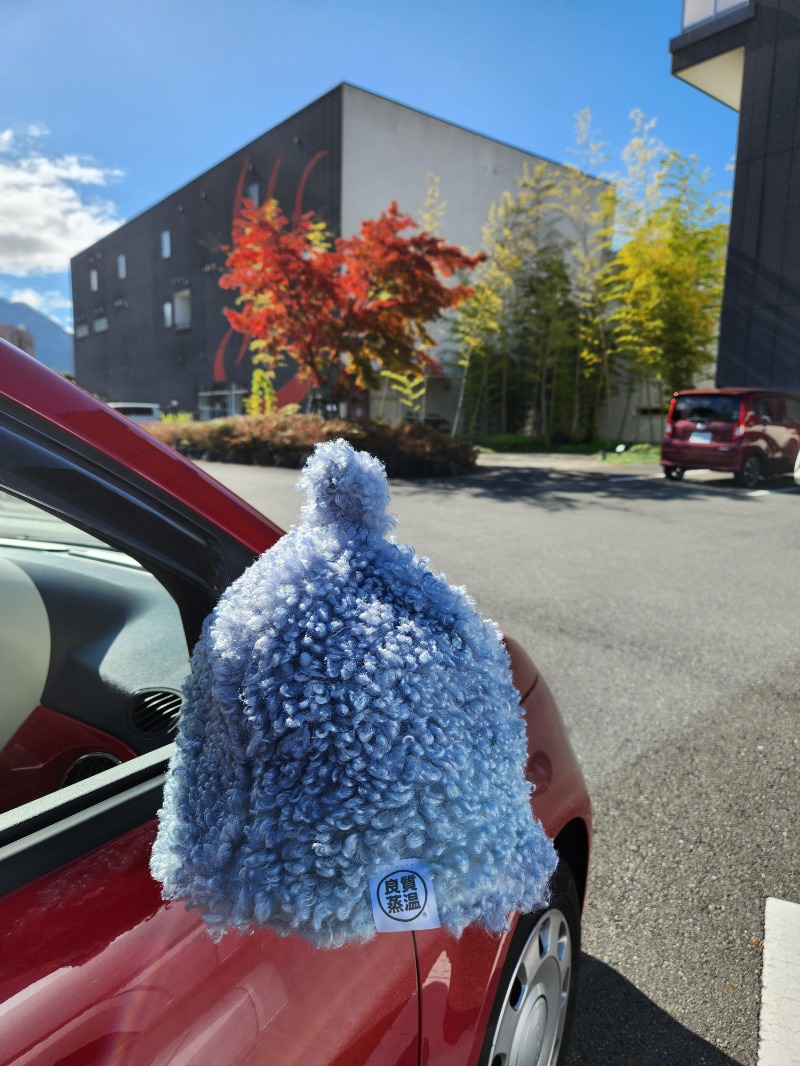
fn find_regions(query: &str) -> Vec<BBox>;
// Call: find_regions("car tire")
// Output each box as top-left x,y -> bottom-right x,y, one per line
735,454 -> 762,489
663,466 -> 685,481
479,860 -> 581,1066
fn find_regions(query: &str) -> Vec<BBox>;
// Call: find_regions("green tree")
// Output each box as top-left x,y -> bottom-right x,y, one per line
606,112 -> 728,410
454,112 -> 728,444
450,277 -> 503,437
243,367 -> 278,416
378,175 -> 451,423
558,109 -> 617,439
379,370 -> 427,418
456,164 -> 580,440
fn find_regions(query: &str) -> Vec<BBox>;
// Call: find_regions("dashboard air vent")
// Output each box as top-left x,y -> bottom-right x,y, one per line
128,689 -> 184,738
62,752 -> 121,787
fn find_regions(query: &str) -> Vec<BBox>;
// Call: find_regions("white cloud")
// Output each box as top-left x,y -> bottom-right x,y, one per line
0,129 -> 125,276
10,287 -> 73,317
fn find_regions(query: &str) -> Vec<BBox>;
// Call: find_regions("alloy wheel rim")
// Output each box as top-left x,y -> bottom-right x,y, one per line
488,908 -> 572,1066
743,456 -> 760,487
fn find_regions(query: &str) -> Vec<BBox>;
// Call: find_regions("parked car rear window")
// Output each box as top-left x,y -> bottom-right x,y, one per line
673,394 -> 740,423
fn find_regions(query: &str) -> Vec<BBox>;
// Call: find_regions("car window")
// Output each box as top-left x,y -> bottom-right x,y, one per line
0,487 -> 189,816
754,395 -> 782,422
673,394 -> 740,422
770,396 -> 786,424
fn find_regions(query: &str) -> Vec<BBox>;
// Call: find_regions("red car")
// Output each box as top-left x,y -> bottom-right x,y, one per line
0,338 -> 591,1066
661,387 -> 800,488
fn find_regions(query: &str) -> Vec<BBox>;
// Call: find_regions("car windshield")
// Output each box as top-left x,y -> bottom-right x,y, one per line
0,488 -> 139,564
673,395 -> 740,422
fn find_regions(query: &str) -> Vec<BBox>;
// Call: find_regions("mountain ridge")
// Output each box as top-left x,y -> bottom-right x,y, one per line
0,298 -> 73,373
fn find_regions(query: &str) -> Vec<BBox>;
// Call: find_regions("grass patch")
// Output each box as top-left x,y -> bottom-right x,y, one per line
602,443 -> 661,465
478,434 -> 598,454
478,434 -> 661,463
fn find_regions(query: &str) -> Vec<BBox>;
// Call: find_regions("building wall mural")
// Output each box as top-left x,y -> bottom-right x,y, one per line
72,87 -> 342,415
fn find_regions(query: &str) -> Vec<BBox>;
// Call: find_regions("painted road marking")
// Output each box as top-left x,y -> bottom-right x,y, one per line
758,897 -> 800,1065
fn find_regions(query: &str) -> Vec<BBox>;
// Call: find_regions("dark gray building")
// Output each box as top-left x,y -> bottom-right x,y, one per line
671,0 -> 800,389
72,88 -> 343,418
71,84 -> 606,422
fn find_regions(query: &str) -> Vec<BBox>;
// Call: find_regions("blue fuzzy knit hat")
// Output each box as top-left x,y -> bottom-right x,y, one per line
151,439 -> 557,946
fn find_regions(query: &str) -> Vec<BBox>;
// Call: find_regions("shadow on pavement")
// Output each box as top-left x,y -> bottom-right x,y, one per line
393,464 -> 797,512
567,955 -> 744,1066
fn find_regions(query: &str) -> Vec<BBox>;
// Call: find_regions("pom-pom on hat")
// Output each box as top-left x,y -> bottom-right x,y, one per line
151,439 -> 557,946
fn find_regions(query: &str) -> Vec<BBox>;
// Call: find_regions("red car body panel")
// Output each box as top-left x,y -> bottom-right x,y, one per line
0,339 -> 591,1065
0,823 -> 419,1066
1,341 -> 282,556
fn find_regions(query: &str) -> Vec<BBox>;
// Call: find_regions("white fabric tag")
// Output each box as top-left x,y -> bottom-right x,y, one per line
369,858 -> 441,933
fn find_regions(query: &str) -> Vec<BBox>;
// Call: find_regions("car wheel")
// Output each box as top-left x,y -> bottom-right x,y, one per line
480,861 -> 581,1066
735,454 -> 762,489
663,466 -> 685,481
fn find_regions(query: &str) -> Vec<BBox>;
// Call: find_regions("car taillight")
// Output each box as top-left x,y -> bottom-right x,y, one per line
733,402 -> 746,438
664,397 -> 677,437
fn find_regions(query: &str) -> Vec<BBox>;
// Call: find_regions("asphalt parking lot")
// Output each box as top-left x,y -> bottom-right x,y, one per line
199,453 -> 800,1066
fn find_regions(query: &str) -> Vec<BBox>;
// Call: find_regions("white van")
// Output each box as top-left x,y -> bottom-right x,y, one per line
108,402 -> 162,424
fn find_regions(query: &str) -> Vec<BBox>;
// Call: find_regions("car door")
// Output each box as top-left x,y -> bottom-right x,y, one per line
0,383 -> 418,1066
784,396 -> 800,473
752,394 -> 787,474
765,394 -> 795,475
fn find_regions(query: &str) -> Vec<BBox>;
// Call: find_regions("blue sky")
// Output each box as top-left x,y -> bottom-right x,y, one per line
0,0 -> 739,331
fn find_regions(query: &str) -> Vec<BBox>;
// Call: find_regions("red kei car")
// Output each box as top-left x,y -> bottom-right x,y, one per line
0,339 -> 591,1066
661,387 -> 800,488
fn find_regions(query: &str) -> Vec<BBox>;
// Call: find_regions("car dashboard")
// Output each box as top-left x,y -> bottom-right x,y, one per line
0,536 -> 189,813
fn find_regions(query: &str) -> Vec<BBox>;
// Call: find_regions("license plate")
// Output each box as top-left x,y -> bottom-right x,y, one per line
689,432 -> 712,443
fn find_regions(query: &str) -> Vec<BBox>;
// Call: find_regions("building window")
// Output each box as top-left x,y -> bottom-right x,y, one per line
161,230 -> 171,259
89,269 -> 98,292
682,0 -> 749,29
247,181 -> 260,206
163,301 -> 173,329
92,317 -> 108,333
198,387 -> 247,421
75,324 -> 90,339
174,288 -> 191,330
117,254 -> 127,279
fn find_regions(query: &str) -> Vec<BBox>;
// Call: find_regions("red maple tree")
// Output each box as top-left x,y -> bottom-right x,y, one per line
220,198 -> 484,398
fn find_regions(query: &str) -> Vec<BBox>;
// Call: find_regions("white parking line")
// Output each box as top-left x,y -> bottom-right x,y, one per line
758,897 -> 800,1065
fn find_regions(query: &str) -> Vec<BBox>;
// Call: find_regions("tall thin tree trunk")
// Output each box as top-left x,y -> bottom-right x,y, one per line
378,377 -> 389,420
617,372 -> 635,441
452,358 -> 470,438
571,339 -> 581,439
500,349 -> 508,435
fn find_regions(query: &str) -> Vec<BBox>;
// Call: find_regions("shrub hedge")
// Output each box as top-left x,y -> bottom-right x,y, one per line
146,413 -> 477,478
